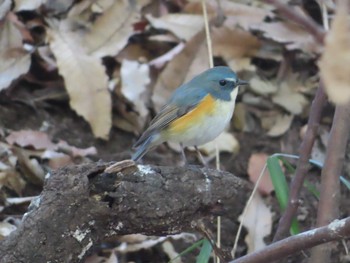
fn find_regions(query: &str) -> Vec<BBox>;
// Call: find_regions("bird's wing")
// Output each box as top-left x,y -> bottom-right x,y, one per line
133,103 -> 196,148
133,82 -> 208,148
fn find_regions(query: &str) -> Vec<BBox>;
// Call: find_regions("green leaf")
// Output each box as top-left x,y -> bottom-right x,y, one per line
267,156 -> 300,234
169,239 -> 205,263
267,156 -> 289,210
196,239 -> 212,263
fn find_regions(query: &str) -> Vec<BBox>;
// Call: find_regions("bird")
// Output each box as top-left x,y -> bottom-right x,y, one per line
131,66 -> 248,162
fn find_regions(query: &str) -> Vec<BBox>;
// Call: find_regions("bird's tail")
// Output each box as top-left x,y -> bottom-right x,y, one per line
131,136 -> 154,161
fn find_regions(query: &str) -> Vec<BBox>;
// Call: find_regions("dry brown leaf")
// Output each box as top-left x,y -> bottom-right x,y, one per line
198,131 -> 239,158
120,60 -> 150,128
272,80 -> 308,115
0,0 -> 11,19
249,77 -> 277,95
47,154 -> 73,170
267,114 -> 294,137
56,140 -> 97,157
6,130 -> 56,150
83,0 -> 141,57
239,193 -> 272,253
146,13 -> 204,41
247,153 -> 274,195
0,15 -> 31,91
0,170 -> 26,195
14,0 -> 45,11
48,20 -> 111,139
319,1 -> 350,105
149,42 -> 185,68
251,21 -> 321,54
152,30 -> 208,111
185,1 -> 273,30
212,26 -> 261,72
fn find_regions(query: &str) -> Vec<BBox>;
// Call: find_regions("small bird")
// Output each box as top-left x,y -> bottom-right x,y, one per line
132,66 -> 248,162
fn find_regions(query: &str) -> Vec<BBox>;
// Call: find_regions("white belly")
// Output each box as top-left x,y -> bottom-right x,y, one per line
169,88 -> 238,146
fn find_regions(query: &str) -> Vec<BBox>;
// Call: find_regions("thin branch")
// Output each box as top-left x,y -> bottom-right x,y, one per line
273,83 -> 327,241
310,103 -> 350,262
231,217 -> 350,263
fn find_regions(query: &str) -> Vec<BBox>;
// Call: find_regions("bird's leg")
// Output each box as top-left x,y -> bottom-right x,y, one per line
195,146 -> 208,167
179,143 -> 188,166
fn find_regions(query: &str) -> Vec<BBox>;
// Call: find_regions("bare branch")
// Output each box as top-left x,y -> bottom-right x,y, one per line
310,103 -> 350,262
274,84 -> 327,241
231,217 -> 350,263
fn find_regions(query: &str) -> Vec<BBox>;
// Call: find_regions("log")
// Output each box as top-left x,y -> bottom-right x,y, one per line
0,161 -> 251,263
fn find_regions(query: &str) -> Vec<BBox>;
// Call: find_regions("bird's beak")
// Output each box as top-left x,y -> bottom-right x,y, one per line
238,79 -> 249,86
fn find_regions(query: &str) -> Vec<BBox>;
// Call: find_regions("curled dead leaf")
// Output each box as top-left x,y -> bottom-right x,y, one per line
83,0 -> 141,57
152,30 -> 208,111
319,1 -> 350,105
48,20 -> 112,139
212,26 -> 261,72
247,153 -> 274,195
146,13 -> 204,41
0,15 -> 31,91
120,60 -> 150,128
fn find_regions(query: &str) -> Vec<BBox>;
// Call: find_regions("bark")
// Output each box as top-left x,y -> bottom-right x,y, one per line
0,161 -> 251,263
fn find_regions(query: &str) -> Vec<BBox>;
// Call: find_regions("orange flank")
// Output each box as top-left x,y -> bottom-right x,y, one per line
168,94 -> 216,133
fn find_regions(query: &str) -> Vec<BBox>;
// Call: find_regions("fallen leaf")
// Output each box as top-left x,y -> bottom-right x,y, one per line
240,193 -> 272,253
146,13 -> 204,41
249,77 -> 278,95
6,130 -> 56,150
272,80 -> 308,115
152,30 -> 208,111
56,140 -> 97,157
212,26 -> 261,72
319,1 -> 350,104
47,154 -> 73,170
0,169 -> 26,195
48,20 -> 112,139
198,131 -> 239,158
13,0 -> 45,11
83,0 -> 141,57
0,15 -> 31,91
0,0 -> 11,20
247,153 -> 274,195
185,1 -> 273,30
120,60 -> 150,127
14,147 -> 45,184
251,20 -> 321,54
267,114 -> 294,137
149,42 -> 185,68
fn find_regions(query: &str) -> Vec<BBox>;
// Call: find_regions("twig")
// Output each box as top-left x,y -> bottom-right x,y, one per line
201,0 -> 214,68
230,217 -> 350,263
309,103 -> 350,262
273,83 -> 327,241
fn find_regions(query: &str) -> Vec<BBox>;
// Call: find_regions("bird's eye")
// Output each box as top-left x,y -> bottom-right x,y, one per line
219,79 -> 227,86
